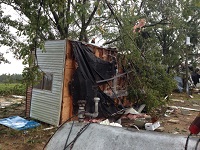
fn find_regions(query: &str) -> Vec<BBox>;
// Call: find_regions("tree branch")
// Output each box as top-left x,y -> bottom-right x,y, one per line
49,3 -> 64,38
143,18 -> 170,28
137,0 -> 144,15
64,0 -> 71,37
104,0 -> 122,27
103,36 -> 120,45
85,0 -> 100,27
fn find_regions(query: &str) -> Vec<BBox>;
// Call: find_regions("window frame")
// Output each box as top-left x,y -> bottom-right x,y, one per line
33,72 -> 53,91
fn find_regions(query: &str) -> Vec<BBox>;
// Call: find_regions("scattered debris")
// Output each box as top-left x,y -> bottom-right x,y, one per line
133,118 -> 147,128
164,114 -> 170,117
0,96 -> 24,108
155,127 -> 165,132
124,108 -> 140,115
192,104 -> 200,107
170,99 -> 185,103
164,109 -> 175,117
125,114 -> 150,120
180,109 -> 191,116
122,107 -> 151,121
164,95 -> 169,100
181,129 -> 187,133
168,106 -> 200,112
189,95 -> 194,98
43,126 -> 54,131
0,101 -> 13,108
178,106 -> 200,112
168,119 -> 180,124
173,132 -> 179,134
145,121 -> 160,131
166,109 -> 174,114
193,88 -> 199,92
11,95 -> 25,99
100,119 -> 122,127
137,104 -> 146,113
130,124 -> 140,131
168,106 -> 178,110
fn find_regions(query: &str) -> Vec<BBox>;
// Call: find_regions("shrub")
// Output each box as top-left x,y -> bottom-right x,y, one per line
0,83 -> 26,96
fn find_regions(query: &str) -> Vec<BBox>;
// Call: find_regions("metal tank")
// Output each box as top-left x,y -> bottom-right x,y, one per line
44,121 -> 200,150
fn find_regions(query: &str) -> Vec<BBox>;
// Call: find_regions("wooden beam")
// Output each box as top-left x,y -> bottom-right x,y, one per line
60,40 -> 75,124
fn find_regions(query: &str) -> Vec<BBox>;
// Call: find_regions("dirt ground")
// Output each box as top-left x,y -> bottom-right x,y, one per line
158,93 -> 200,135
121,92 -> 200,136
0,93 -> 199,150
0,96 -> 57,150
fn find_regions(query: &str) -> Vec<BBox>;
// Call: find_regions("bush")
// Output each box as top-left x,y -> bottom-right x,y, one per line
13,84 -> 26,96
126,60 -> 176,112
0,83 -> 26,96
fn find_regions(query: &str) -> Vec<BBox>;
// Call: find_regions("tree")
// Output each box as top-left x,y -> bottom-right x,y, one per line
0,0 -> 199,112
0,73 -> 22,83
99,0 -> 199,111
0,0 -> 102,84
0,5 -> 10,64
0,52 -> 9,64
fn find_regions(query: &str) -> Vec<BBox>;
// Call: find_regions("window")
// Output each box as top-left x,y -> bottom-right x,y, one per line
34,73 -> 53,91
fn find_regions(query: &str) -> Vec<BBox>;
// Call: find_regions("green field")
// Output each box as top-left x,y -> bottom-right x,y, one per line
0,83 -> 26,96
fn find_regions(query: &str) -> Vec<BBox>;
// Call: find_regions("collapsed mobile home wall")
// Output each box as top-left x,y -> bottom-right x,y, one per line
26,40 -> 127,125
26,40 -> 66,125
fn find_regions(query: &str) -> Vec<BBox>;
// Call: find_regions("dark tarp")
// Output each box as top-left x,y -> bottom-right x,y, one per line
70,41 -> 120,118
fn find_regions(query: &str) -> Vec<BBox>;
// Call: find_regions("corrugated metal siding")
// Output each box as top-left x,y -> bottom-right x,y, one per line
30,40 -> 66,126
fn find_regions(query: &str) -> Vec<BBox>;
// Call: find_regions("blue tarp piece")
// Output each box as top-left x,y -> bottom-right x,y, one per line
0,116 -> 40,130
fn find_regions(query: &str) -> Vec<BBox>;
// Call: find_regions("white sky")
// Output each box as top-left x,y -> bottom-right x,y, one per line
0,46 -> 24,75
0,3 -> 108,75
0,4 -> 26,75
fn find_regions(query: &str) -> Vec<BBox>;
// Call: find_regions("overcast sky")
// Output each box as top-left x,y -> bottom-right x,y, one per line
0,4 -> 26,75
0,3 -> 108,75
0,46 -> 24,75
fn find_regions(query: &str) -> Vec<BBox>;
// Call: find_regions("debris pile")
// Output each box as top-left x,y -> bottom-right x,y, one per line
0,95 -> 25,109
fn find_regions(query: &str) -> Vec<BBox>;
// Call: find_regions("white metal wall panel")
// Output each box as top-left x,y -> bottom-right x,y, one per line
30,40 -> 66,126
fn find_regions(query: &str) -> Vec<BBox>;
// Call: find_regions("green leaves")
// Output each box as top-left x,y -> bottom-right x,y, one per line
115,0 -> 197,112
22,65 -> 42,87
0,0 -> 199,111
0,53 -> 9,64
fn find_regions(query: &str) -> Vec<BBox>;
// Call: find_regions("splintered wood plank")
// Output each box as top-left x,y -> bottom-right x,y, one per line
60,40 -> 75,124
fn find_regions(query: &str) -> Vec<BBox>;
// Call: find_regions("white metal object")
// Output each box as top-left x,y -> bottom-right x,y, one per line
145,121 -> 160,131
186,37 -> 190,45
45,121 -> 200,150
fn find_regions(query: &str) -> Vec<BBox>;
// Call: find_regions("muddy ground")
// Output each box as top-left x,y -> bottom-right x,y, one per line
0,93 -> 199,150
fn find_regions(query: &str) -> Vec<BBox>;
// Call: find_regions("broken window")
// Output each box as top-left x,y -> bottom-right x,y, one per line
34,73 -> 53,91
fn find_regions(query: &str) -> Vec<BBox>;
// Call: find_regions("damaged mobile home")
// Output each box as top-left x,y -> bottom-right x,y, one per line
26,40 -> 200,150
26,39 -> 127,126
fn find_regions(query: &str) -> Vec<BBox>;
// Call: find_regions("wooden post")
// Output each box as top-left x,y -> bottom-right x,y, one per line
60,40 -> 76,124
